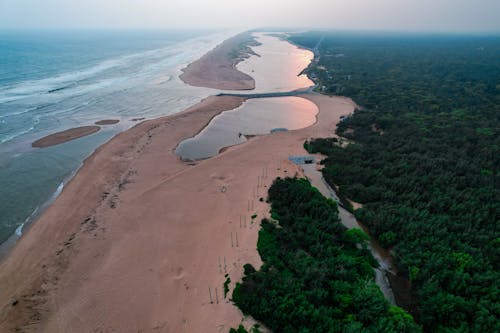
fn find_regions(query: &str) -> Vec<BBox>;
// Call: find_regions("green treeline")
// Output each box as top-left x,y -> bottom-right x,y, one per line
232,177 -> 420,332
290,32 -> 500,332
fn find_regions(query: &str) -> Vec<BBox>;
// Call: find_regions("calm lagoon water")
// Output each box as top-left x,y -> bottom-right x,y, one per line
176,97 -> 318,160
236,32 -> 314,93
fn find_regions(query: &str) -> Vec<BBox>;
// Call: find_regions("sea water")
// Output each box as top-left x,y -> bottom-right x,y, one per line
0,29 -> 233,245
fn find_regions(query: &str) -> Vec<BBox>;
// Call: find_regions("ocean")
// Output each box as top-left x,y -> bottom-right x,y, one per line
0,29 -> 233,247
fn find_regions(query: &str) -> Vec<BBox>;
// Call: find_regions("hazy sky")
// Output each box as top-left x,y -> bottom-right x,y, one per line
1,0 -> 499,32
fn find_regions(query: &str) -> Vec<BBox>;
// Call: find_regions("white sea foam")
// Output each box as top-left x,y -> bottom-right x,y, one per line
0,113 -> 41,144
53,182 -> 64,199
14,223 -> 24,237
15,205 -> 40,237
0,123 -> 36,144
0,32 -> 231,106
0,105 -> 43,119
0,56 -> 133,104
12,180 -> 63,238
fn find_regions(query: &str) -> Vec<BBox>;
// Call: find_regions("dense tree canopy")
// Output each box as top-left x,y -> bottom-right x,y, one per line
232,178 -> 420,332
289,32 -> 500,332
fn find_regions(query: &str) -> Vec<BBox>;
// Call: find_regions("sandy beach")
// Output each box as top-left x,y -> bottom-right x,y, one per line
31,126 -> 101,148
0,32 -> 356,332
180,32 -> 257,90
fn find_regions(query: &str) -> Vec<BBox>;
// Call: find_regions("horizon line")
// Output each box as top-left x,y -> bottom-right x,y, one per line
1,26 -> 500,36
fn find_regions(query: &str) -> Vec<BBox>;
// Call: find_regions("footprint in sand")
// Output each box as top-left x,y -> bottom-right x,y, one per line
173,267 -> 185,280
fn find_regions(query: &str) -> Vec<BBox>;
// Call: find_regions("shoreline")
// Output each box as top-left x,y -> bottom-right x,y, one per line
0,32 -> 357,332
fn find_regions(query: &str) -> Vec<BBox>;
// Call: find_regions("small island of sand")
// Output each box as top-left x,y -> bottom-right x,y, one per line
32,126 -> 101,148
95,119 -> 120,125
180,32 -> 259,90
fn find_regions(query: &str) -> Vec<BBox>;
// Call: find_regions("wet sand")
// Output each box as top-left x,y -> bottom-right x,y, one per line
95,119 -> 120,125
180,32 -> 257,90
32,126 -> 101,148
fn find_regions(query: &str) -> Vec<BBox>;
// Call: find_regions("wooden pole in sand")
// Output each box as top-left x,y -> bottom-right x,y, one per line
209,287 -> 213,304
236,232 -> 239,247
215,288 -> 219,304
218,256 -> 222,273
231,232 -> 234,247
224,257 -> 227,273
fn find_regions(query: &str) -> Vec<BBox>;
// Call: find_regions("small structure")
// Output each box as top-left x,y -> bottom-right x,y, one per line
288,155 -> 315,165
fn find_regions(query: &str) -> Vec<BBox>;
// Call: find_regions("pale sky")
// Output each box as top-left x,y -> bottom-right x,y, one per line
1,0 -> 499,32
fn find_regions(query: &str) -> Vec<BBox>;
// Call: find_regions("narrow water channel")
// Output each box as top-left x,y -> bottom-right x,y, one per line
301,163 -> 398,304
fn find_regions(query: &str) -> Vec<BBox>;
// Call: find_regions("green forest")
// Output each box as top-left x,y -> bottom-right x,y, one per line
232,178 -> 420,332
288,32 -> 500,332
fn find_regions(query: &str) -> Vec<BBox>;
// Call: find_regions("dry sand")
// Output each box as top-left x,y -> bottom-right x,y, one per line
32,126 -> 101,148
180,33 -> 257,90
0,93 -> 355,332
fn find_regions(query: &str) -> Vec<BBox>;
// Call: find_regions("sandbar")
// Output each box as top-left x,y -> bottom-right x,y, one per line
95,119 -> 120,125
180,32 -> 258,90
32,126 -> 101,148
